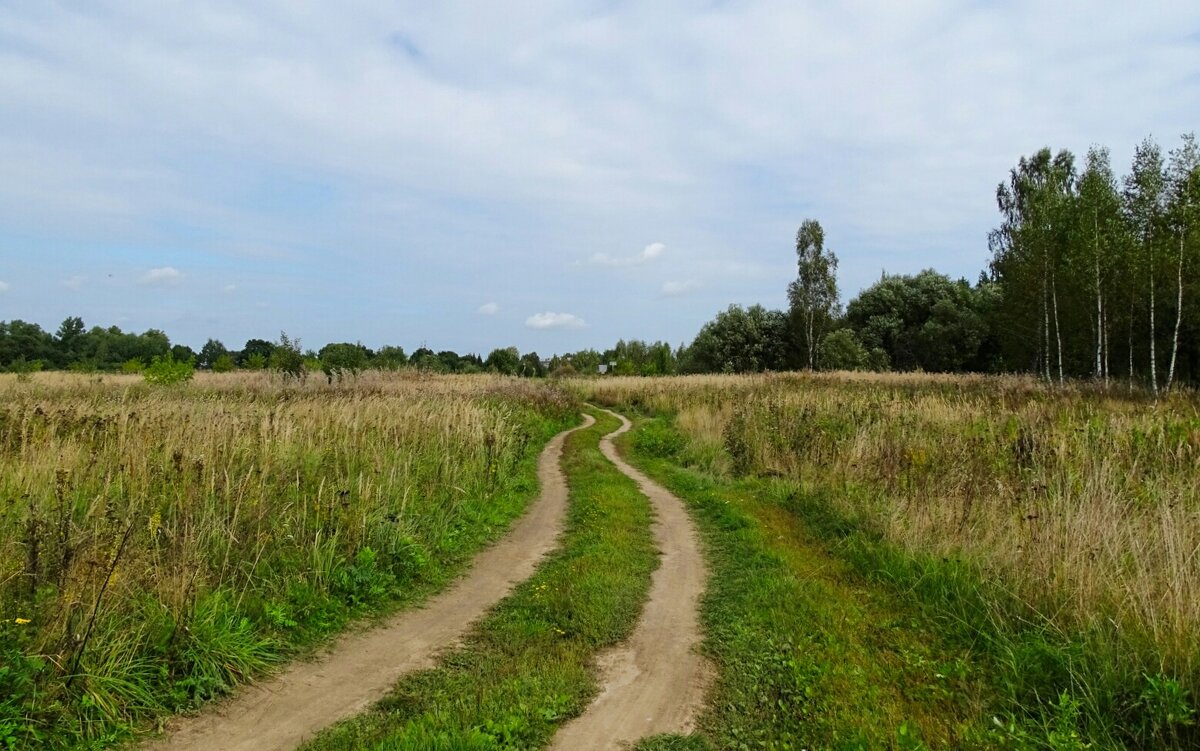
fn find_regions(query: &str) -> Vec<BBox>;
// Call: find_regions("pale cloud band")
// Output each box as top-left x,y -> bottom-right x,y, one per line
661,279 -> 700,297
138,267 -> 183,286
588,242 -> 666,267
477,302 -> 499,315
525,312 -> 586,329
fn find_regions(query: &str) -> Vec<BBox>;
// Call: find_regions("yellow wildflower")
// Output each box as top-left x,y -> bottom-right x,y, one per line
14,618 -> 31,625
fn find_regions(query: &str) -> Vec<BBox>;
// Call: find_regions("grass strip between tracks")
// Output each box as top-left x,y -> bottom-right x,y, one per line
302,408 -> 657,751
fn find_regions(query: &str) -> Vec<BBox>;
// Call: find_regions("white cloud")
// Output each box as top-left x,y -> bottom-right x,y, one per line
138,266 -> 183,285
588,242 -> 666,267
477,302 -> 499,315
0,281 -> 9,293
62,275 -> 85,290
661,279 -> 699,297
222,283 -> 237,294
525,311 -> 586,330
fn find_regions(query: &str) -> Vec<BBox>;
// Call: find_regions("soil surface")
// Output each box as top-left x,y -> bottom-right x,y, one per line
549,408 -> 711,751
147,414 -> 594,751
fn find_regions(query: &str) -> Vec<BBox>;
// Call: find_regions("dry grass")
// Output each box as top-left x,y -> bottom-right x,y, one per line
577,372 -> 1200,685
0,371 -> 573,747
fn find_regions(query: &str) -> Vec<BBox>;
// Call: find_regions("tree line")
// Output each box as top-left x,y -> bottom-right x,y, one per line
672,132 -> 1200,386
4,133 -> 1195,385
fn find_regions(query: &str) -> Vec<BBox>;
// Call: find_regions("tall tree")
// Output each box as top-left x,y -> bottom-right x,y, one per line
990,148 -> 1076,383
1075,147 -> 1123,383
1164,133 -> 1199,391
787,220 -> 840,369
1123,138 -> 1167,394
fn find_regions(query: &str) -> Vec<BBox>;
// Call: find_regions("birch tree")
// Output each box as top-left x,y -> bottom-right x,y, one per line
1123,139 -> 1167,395
1075,147 -> 1122,383
788,220 -> 840,370
1165,133 -> 1199,392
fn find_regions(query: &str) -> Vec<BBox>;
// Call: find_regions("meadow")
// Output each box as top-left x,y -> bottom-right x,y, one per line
0,371 -> 575,749
579,373 -> 1200,749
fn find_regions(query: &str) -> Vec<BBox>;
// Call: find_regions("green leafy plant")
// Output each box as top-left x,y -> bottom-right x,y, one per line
143,354 -> 194,385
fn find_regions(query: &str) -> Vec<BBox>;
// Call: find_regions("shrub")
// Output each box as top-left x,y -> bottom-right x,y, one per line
818,329 -> 868,371
143,354 -> 194,385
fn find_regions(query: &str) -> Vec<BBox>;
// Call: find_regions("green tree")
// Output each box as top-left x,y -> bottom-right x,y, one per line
1123,138 -> 1168,393
485,347 -> 520,375
268,332 -> 306,381
788,220 -> 840,369
198,339 -> 229,369
1164,133 -> 1200,391
374,345 -> 408,370
845,270 -> 987,372
319,342 -> 371,383
686,304 -> 789,373
239,338 -> 276,368
818,329 -> 868,371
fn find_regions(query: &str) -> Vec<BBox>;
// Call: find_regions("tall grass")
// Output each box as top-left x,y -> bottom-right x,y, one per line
578,372 -> 1200,747
0,371 -> 574,748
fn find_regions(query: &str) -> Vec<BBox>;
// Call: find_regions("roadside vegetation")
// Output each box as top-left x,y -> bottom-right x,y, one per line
302,408 -> 658,751
580,373 -> 1200,750
0,371 -> 575,749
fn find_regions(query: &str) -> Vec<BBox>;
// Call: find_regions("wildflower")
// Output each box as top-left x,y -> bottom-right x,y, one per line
14,618 -> 31,625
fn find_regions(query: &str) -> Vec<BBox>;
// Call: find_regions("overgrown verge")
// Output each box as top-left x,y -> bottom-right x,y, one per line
617,411 -> 1197,750
301,408 -> 658,750
623,417 -> 995,750
0,374 -> 575,749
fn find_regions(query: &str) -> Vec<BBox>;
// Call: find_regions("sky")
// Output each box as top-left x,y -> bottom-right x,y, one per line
1,1 -> 1198,355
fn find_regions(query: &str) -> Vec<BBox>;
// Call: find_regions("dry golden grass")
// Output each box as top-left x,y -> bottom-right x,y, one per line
577,372 -> 1200,681
0,371 -> 573,746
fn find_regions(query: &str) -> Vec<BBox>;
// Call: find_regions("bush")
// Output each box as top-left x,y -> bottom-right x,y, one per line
143,354 -> 194,385
818,329 -> 868,371
211,354 -> 235,373
269,332 -> 306,381
121,358 -> 144,374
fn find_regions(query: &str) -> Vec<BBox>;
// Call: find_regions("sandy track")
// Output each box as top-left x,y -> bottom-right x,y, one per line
148,414 -> 594,751
550,408 -> 711,751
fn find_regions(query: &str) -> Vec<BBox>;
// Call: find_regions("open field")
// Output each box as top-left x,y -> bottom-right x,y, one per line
0,371 -> 575,748
578,373 -> 1200,749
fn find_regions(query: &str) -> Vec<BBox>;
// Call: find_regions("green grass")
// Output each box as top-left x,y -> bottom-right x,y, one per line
301,408 -> 659,750
622,416 -> 1011,751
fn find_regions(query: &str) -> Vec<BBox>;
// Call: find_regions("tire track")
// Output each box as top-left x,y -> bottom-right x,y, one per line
550,408 -> 711,751
149,414 -> 594,751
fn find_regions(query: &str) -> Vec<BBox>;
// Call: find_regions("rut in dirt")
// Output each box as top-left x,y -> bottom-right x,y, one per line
550,407 -> 711,751
148,414 -> 594,751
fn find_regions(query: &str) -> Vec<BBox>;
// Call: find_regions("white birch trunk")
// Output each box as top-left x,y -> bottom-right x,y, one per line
1052,273 -> 1064,385
1166,233 -> 1184,391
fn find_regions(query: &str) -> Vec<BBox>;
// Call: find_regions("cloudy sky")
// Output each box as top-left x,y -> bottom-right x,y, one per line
2,2 -> 1198,354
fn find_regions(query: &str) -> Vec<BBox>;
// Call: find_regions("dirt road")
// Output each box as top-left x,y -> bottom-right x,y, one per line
550,408 -> 711,751
149,414 -> 594,751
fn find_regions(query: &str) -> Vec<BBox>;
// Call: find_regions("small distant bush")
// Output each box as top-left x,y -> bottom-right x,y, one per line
120,358 -> 145,374
269,332 -> 307,381
244,352 -> 267,370
143,354 -> 194,385
211,354 -> 235,373
8,357 -> 43,381
818,329 -> 868,371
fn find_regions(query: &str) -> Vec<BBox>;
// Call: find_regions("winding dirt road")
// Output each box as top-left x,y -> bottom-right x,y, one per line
550,408 -> 711,751
149,414 -> 594,751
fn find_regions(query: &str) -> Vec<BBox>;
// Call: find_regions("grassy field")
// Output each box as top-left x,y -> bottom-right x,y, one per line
0,371 -> 575,749
577,373 -> 1200,750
